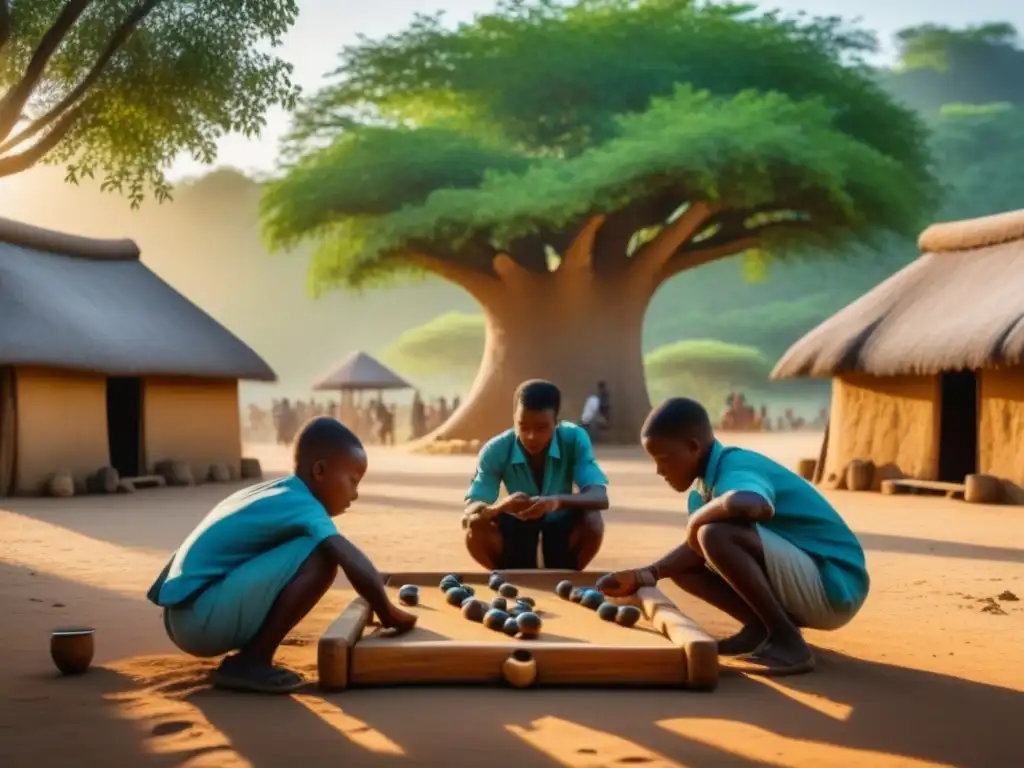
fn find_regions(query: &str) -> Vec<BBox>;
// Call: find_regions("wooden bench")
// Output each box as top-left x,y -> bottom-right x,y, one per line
120,474 -> 168,492
880,478 -> 965,499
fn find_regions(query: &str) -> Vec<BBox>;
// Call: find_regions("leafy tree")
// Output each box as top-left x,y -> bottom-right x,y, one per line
383,312 -> 485,385
262,0 -> 936,441
645,339 -> 770,405
882,23 -> 1024,114
0,0 -> 299,205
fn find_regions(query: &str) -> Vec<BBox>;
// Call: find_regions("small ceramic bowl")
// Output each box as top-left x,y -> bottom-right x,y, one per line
50,627 -> 95,675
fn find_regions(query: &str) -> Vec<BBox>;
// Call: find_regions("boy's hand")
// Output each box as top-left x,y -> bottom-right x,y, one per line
379,605 -> 418,635
499,492 -> 533,515
517,496 -> 559,520
597,568 -> 657,597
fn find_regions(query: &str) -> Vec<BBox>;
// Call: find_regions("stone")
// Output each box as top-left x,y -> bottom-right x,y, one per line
86,466 -> 120,495
117,479 -> 136,494
207,463 -> 231,483
47,472 -> 75,498
155,460 -> 194,487
240,457 -> 263,481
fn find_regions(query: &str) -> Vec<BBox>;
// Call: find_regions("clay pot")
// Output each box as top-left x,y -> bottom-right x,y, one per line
845,460 -> 875,492
51,628 -> 95,675
502,649 -> 537,689
796,459 -> 817,481
965,474 -> 1002,505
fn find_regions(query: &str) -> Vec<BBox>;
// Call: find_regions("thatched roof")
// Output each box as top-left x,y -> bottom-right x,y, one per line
314,351 -> 411,391
0,217 -> 276,381
772,209 -> 1024,380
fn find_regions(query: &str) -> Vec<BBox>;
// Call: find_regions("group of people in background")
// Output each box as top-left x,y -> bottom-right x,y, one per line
245,393 -> 461,446
720,393 -> 828,432
243,388 -> 825,447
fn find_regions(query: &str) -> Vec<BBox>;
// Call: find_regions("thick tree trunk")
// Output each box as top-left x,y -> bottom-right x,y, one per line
417,206 -> 721,446
431,260 -> 653,444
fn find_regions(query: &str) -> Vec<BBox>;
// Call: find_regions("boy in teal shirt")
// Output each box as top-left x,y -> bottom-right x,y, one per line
148,417 -> 416,693
599,398 -> 868,676
463,380 -> 609,570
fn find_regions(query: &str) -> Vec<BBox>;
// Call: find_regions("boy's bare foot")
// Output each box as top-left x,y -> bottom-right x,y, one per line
727,636 -> 815,677
717,623 -> 768,656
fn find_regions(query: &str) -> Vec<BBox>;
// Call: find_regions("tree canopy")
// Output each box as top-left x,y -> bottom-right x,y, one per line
882,23 -> 1024,113
0,0 -> 299,205
263,0 -> 936,296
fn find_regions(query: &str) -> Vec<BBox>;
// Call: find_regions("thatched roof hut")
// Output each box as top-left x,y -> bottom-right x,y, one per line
0,217 -> 275,496
314,351 -> 411,392
773,209 -> 1024,503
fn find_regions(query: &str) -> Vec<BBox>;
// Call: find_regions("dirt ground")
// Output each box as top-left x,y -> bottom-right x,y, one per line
1,432 -> 1022,767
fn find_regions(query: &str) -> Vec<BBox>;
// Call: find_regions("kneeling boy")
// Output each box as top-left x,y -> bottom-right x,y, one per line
463,380 -> 609,570
147,417 -> 416,693
598,398 -> 868,676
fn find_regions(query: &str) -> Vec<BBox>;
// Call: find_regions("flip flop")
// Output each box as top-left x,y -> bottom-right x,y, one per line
212,660 -> 306,694
725,647 -> 816,677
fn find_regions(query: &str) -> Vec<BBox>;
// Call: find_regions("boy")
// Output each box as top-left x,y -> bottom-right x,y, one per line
147,417 -> 416,694
598,398 -> 868,676
463,379 -> 609,570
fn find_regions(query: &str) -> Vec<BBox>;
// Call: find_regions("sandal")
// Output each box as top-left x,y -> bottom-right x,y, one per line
212,656 -> 306,694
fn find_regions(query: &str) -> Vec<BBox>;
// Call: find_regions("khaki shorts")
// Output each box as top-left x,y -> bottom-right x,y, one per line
755,525 -> 858,631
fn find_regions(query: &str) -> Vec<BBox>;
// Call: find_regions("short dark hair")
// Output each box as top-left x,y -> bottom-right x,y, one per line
514,379 -> 561,415
293,416 -> 364,469
641,397 -> 713,441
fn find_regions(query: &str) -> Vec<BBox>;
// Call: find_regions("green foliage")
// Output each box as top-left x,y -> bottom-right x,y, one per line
1,0 -> 300,205
882,23 -> 1024,113
929,103 -> 1024,219
382,312 -> 485,380
263,0 -> 935,293
644,339 -> 771,408
644,339 -> 770,384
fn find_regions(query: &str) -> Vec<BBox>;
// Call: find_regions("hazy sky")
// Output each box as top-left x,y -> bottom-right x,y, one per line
167,0 -> 1024,180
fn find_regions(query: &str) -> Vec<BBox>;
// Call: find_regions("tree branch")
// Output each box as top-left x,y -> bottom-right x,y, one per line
591,192 -> 681,275
0,0 -> 95,143
628,201 -> 719,286
657,209 -> 817,283
0,0 -> 165,155
0,106 -> 82,177
407,251 -> 501,304
558,214 -> 605,274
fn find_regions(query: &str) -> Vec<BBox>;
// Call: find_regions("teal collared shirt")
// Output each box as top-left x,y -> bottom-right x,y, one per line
688,440 -> 869,614
466,422 -> 608,503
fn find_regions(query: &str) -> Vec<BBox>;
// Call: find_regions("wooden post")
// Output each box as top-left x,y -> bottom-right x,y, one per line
317,598 -> 372,692
636,587 -> 719,691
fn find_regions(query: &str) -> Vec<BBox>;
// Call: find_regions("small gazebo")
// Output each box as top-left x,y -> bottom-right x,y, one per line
314,351 -> 411,398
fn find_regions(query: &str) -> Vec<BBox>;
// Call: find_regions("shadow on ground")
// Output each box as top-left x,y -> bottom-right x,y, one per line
86,647 -> 1023,767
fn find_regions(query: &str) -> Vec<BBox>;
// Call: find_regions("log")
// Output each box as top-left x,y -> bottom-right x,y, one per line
964,474 -> 1002,505
796,458 -> 817,481
846,460 -> 874,492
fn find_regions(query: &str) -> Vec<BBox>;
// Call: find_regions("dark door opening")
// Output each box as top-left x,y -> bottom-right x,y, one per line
937,369 -> 978,483
106,377 -> 143,478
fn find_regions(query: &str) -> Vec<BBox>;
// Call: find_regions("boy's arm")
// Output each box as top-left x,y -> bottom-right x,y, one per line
643,469 -> 776,580
464,443 -> 528,524
320,534 -> 415,632
556,427 -> 609,510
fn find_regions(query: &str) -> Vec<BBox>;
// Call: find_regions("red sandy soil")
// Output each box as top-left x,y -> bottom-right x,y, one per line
1,432 -> 1022,767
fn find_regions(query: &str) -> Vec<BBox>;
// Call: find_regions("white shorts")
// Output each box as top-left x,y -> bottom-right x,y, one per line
754,525 -> 857,631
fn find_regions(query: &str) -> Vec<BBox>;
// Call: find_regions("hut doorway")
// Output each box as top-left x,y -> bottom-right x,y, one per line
106,376 -> 143,478
938,369 -> 978,483
0,366 -> 15,496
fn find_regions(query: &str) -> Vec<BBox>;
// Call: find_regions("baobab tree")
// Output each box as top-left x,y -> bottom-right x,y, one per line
262,0 -> 936,442
0,0 -> 298,205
